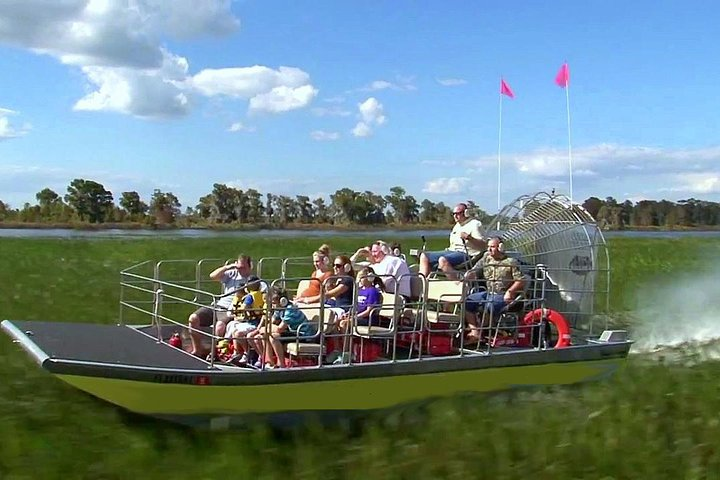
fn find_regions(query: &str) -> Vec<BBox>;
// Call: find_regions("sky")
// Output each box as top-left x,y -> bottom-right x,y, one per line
1,0 -> 720,213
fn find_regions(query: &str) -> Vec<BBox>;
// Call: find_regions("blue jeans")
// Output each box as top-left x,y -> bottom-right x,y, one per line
465,291 -> 506,317
424,250 -> 470,270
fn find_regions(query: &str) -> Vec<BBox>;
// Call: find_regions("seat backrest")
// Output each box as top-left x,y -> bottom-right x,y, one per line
296,279 -> 311,296
409,274 -> 423,301
426,279 -> 464,303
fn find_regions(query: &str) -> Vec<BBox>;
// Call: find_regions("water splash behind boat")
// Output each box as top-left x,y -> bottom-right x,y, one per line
630,269 -> 720,363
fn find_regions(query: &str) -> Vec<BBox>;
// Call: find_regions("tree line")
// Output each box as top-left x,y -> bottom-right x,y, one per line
0,178 -> 719,229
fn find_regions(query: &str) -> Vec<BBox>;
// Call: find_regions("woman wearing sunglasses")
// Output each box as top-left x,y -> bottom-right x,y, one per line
323,255 -> 355,318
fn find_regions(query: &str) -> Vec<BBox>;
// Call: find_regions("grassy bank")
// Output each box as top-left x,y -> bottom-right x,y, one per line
1,236 -> 720,479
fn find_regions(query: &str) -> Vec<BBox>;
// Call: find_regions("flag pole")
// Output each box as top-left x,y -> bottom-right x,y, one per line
497,83 -> 503,218
565,79 -> 573,203
555,62 -> 573,204
497,77 -> 514,230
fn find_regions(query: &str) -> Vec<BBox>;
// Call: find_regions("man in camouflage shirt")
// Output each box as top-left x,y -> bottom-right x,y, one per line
463,237 -> 525,340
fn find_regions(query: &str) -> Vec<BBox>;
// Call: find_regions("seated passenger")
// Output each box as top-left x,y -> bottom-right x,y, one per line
186,254 -> 257,357
350,240 -> 412,298
324,255 -> 355,320
294,244 -> 333,304
463,237 -> 525,341
338,266 -> 386,330
419,203 -> 486,279
333,267 -> 386,365
248,289 -> 312,369
226,276 -> 265,364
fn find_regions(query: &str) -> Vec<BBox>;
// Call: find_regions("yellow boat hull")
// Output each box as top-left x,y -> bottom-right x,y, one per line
57,357 -> 622,417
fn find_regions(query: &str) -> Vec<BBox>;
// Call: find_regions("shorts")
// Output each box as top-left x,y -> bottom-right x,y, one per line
356,313 -> 390,328
192,306 -> 232,327
424,250 -> 470,270
225,320 -> 259,338
465,291 -> 506,316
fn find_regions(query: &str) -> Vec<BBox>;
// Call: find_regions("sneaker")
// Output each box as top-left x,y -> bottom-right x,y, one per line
253,360 -> 263,369
324,351 -> 341,364
332,352 -> 351,365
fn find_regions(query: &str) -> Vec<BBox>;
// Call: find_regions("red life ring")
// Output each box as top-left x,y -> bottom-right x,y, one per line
522,308 -> 571,348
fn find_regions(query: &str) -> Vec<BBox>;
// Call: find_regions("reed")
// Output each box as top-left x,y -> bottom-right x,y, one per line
1,236 -> 719,479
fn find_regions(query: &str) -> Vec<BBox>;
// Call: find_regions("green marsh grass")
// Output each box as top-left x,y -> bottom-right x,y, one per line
1,236 -> 720,479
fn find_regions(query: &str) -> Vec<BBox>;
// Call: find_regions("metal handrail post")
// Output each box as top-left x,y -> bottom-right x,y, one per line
153,288 -> 164,343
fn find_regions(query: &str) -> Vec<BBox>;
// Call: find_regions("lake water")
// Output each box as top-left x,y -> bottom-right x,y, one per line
0,228 -> 719,239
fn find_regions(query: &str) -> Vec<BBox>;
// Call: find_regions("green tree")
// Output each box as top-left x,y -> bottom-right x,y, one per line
312,197 -> 329,224
64,179 -> 114,223
582,196 -> 604,220
245,189 -> 265,223
385,186 -> 419,224
149,189 -> 181,224
119,191 -> 149,219
0,200 -> 9,221
295,195 -> 313,223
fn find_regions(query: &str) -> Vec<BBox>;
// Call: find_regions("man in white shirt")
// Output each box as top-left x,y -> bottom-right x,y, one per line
351,240 -> 413,298
419,203 -> 486,278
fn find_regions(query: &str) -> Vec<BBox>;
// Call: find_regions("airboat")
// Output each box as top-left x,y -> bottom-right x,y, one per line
2,192 -> 630,428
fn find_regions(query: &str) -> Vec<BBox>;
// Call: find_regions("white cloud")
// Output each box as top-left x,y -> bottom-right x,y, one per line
436,78 -> 467,86
192,65 -> 317,114
248,84 -> 318,114
356,77 -> 416,92
323,96 -> 345,104
310,130 -> 340,141
0,2 -> 316,119
359,97 -> 386,125
423,177 -> 471,194
227,122 -> 256,133
474,144 -> 720,180
73,50 -> 191,118
667,173 -> 720,194
312,106 -> 351,117
352,122 -> 372,138
352,97 -> 386,137
0,108 -> 31,140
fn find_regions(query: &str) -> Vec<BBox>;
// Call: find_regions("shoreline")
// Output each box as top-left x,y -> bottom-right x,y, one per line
1,222 -> 719,233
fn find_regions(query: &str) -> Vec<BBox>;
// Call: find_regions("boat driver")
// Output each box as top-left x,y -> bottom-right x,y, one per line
418,203 -> 486,279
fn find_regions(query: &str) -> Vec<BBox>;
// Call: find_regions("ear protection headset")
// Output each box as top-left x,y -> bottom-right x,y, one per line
273,290 -> 289,307
488,237 -> 505,253
393,247 -> 401,257
375,241 -> 391,255
342,262 -> 352,273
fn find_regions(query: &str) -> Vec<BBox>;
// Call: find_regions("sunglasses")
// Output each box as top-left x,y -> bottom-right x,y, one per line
452,210 -> 464,215
333,263 -> 344,268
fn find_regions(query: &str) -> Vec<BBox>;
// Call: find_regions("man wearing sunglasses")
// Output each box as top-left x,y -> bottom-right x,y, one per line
419,203 -> 486,278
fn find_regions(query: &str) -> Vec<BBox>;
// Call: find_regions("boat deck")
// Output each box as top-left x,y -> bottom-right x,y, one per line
3,320 -> 213,370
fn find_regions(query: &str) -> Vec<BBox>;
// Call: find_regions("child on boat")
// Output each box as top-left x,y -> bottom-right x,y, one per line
248,289 -> 314,369
225,276 -> 264,364
333,266 -> 386,364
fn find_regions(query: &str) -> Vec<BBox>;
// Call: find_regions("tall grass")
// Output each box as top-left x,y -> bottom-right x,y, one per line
1,236 -> 720,479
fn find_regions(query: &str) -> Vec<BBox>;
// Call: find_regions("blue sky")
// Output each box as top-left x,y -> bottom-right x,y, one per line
1,0 -> 719,213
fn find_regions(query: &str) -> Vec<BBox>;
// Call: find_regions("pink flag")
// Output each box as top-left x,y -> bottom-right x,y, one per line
555,63 -> 570,87
500,78 -> 515,98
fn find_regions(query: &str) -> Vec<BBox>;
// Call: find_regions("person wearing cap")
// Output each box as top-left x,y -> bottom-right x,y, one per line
187,254 -> 262,357
419,203 -> 486,278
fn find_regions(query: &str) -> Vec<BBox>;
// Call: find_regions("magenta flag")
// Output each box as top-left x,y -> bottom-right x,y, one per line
555,63 -> 570,87
500,78 -> 515,98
